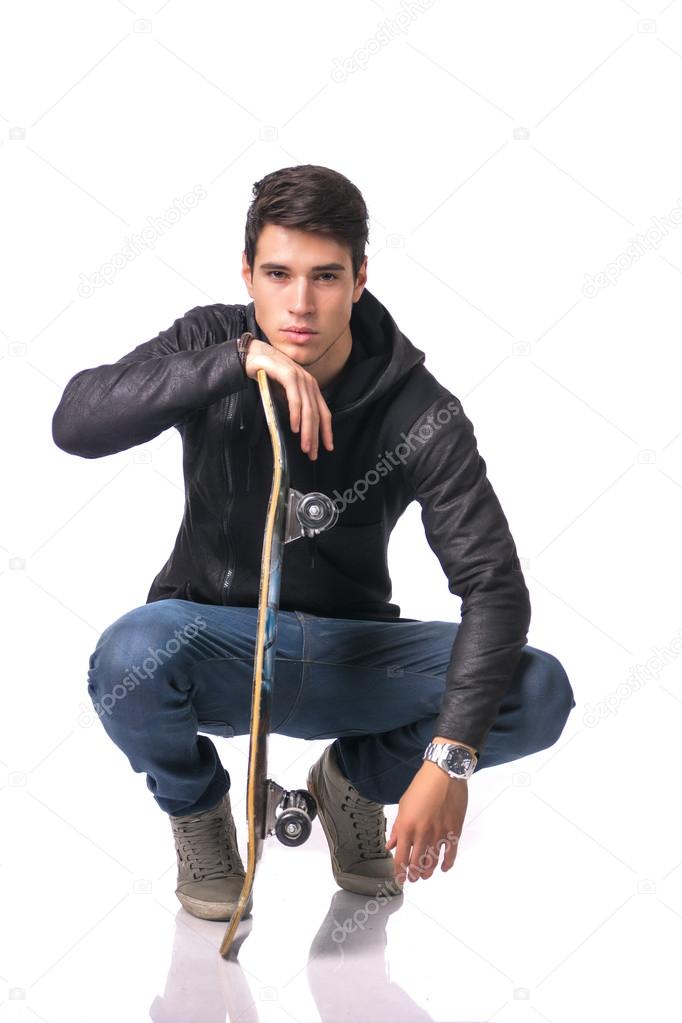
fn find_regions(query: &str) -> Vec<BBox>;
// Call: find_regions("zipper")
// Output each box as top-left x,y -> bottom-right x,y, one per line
219,391 -> 238,603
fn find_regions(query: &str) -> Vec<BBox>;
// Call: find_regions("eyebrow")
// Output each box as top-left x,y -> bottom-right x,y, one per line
259,261 -> 347,272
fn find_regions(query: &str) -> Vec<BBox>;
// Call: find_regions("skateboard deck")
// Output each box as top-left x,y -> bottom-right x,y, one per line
219,368 -> 337,957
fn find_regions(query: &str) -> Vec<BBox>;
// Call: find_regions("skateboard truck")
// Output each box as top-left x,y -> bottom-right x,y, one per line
284,489 -> 338,543
264,780 -> 318,846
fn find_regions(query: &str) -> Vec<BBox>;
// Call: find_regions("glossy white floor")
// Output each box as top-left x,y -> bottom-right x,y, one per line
4,702 -> 678,1022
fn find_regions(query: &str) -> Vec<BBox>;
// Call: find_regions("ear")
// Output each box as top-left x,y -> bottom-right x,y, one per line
241,251 -> 254,297
353,255 -> 368,300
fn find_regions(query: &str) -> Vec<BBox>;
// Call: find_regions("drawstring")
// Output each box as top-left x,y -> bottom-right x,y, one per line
309,457 -> 318,569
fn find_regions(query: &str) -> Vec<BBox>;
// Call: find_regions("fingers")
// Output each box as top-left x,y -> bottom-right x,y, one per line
252,346 -> 333,460
284,370 -> 332,461
317,395 -> 334,451
412,839 -> 436,881
403,837 -> 433,882
394,835 -> 413,884
391,831 -> 460,882
441,832 -> 460,872
286,376 -> 302,435
299,375 -> 320,459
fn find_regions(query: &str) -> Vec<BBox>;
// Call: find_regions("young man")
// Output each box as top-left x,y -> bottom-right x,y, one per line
52,164 -> 575,921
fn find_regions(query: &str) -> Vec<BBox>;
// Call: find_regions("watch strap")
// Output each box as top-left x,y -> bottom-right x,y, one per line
423,740 -> 478,778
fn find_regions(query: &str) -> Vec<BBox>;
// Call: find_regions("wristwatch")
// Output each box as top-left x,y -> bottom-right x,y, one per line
236,331 -> 255,373
423,741 -> 478,780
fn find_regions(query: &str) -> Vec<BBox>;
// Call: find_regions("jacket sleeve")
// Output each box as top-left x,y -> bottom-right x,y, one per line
403,392 -> 531,754
51,304 -> 249,458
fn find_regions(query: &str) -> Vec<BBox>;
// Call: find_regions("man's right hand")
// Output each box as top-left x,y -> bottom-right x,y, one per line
244,338 -> 334,461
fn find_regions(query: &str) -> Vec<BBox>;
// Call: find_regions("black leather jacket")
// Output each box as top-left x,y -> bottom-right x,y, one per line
51,287 -> 531,753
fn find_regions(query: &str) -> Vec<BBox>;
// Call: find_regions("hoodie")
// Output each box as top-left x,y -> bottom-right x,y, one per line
51,287 -> 531,753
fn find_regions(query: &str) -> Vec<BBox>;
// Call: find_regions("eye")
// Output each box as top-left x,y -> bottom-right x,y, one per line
265,271 -> 338,281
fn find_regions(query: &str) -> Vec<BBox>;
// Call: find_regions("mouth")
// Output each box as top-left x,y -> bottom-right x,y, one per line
281,328 -> 318,341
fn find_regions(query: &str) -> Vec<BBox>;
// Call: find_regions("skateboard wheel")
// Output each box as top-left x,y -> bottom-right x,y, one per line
296,492 -> 338,533
275,808 -> 312,847
293,788 -> 317,822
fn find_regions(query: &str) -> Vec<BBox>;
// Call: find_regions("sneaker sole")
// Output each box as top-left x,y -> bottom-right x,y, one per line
176,889 -> 253,922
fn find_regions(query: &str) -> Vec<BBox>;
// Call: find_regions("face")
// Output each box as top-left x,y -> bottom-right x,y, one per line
241,223 -> 367,388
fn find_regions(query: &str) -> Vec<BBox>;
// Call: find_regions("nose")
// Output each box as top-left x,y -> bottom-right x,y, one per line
289,278 -> 315,316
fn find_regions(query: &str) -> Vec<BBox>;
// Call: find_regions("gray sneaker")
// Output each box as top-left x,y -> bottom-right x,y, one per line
169,791 -> 252,921
307,744 -> 403,898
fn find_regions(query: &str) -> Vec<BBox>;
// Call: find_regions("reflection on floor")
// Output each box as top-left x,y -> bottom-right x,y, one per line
8,729 -> 667,1021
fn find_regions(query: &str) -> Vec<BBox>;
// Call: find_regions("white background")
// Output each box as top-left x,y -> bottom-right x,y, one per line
1,1 -> 681,1020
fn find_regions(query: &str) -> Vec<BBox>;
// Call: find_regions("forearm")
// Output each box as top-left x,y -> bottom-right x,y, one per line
53,339 -> 248,457
51,300 -> 253,458
433,572 -> 531,750
404,390 -> 531,757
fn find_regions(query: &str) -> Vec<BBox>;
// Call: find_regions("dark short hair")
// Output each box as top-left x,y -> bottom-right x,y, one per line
244,164 -> 369,280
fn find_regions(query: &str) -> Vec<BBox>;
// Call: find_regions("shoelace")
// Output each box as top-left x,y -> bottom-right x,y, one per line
172,803 -> 240,881
341,785 -> 389,860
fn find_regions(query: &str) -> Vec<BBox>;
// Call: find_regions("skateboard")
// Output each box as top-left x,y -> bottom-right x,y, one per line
219,368 -> 338,958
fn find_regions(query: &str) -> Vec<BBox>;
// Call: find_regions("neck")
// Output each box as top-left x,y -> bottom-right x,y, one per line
305,327 -> 353,391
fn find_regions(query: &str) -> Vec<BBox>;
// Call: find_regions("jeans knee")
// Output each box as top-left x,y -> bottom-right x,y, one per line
87,602 -> 192,720
532,649 -> 575,741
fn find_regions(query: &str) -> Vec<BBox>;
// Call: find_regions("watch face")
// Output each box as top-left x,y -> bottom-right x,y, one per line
445,746 -> 473,773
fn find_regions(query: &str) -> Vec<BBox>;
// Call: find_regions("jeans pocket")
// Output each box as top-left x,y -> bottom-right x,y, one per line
197,720 -> 235,737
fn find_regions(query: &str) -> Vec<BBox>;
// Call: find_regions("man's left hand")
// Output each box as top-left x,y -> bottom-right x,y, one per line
385,761 -> 468,884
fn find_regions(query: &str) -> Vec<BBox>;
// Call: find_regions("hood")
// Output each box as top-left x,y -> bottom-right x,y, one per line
237,288 -> 426,564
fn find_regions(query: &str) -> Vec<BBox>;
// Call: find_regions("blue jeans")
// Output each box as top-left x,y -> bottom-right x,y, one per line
86,600 -> 576,816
